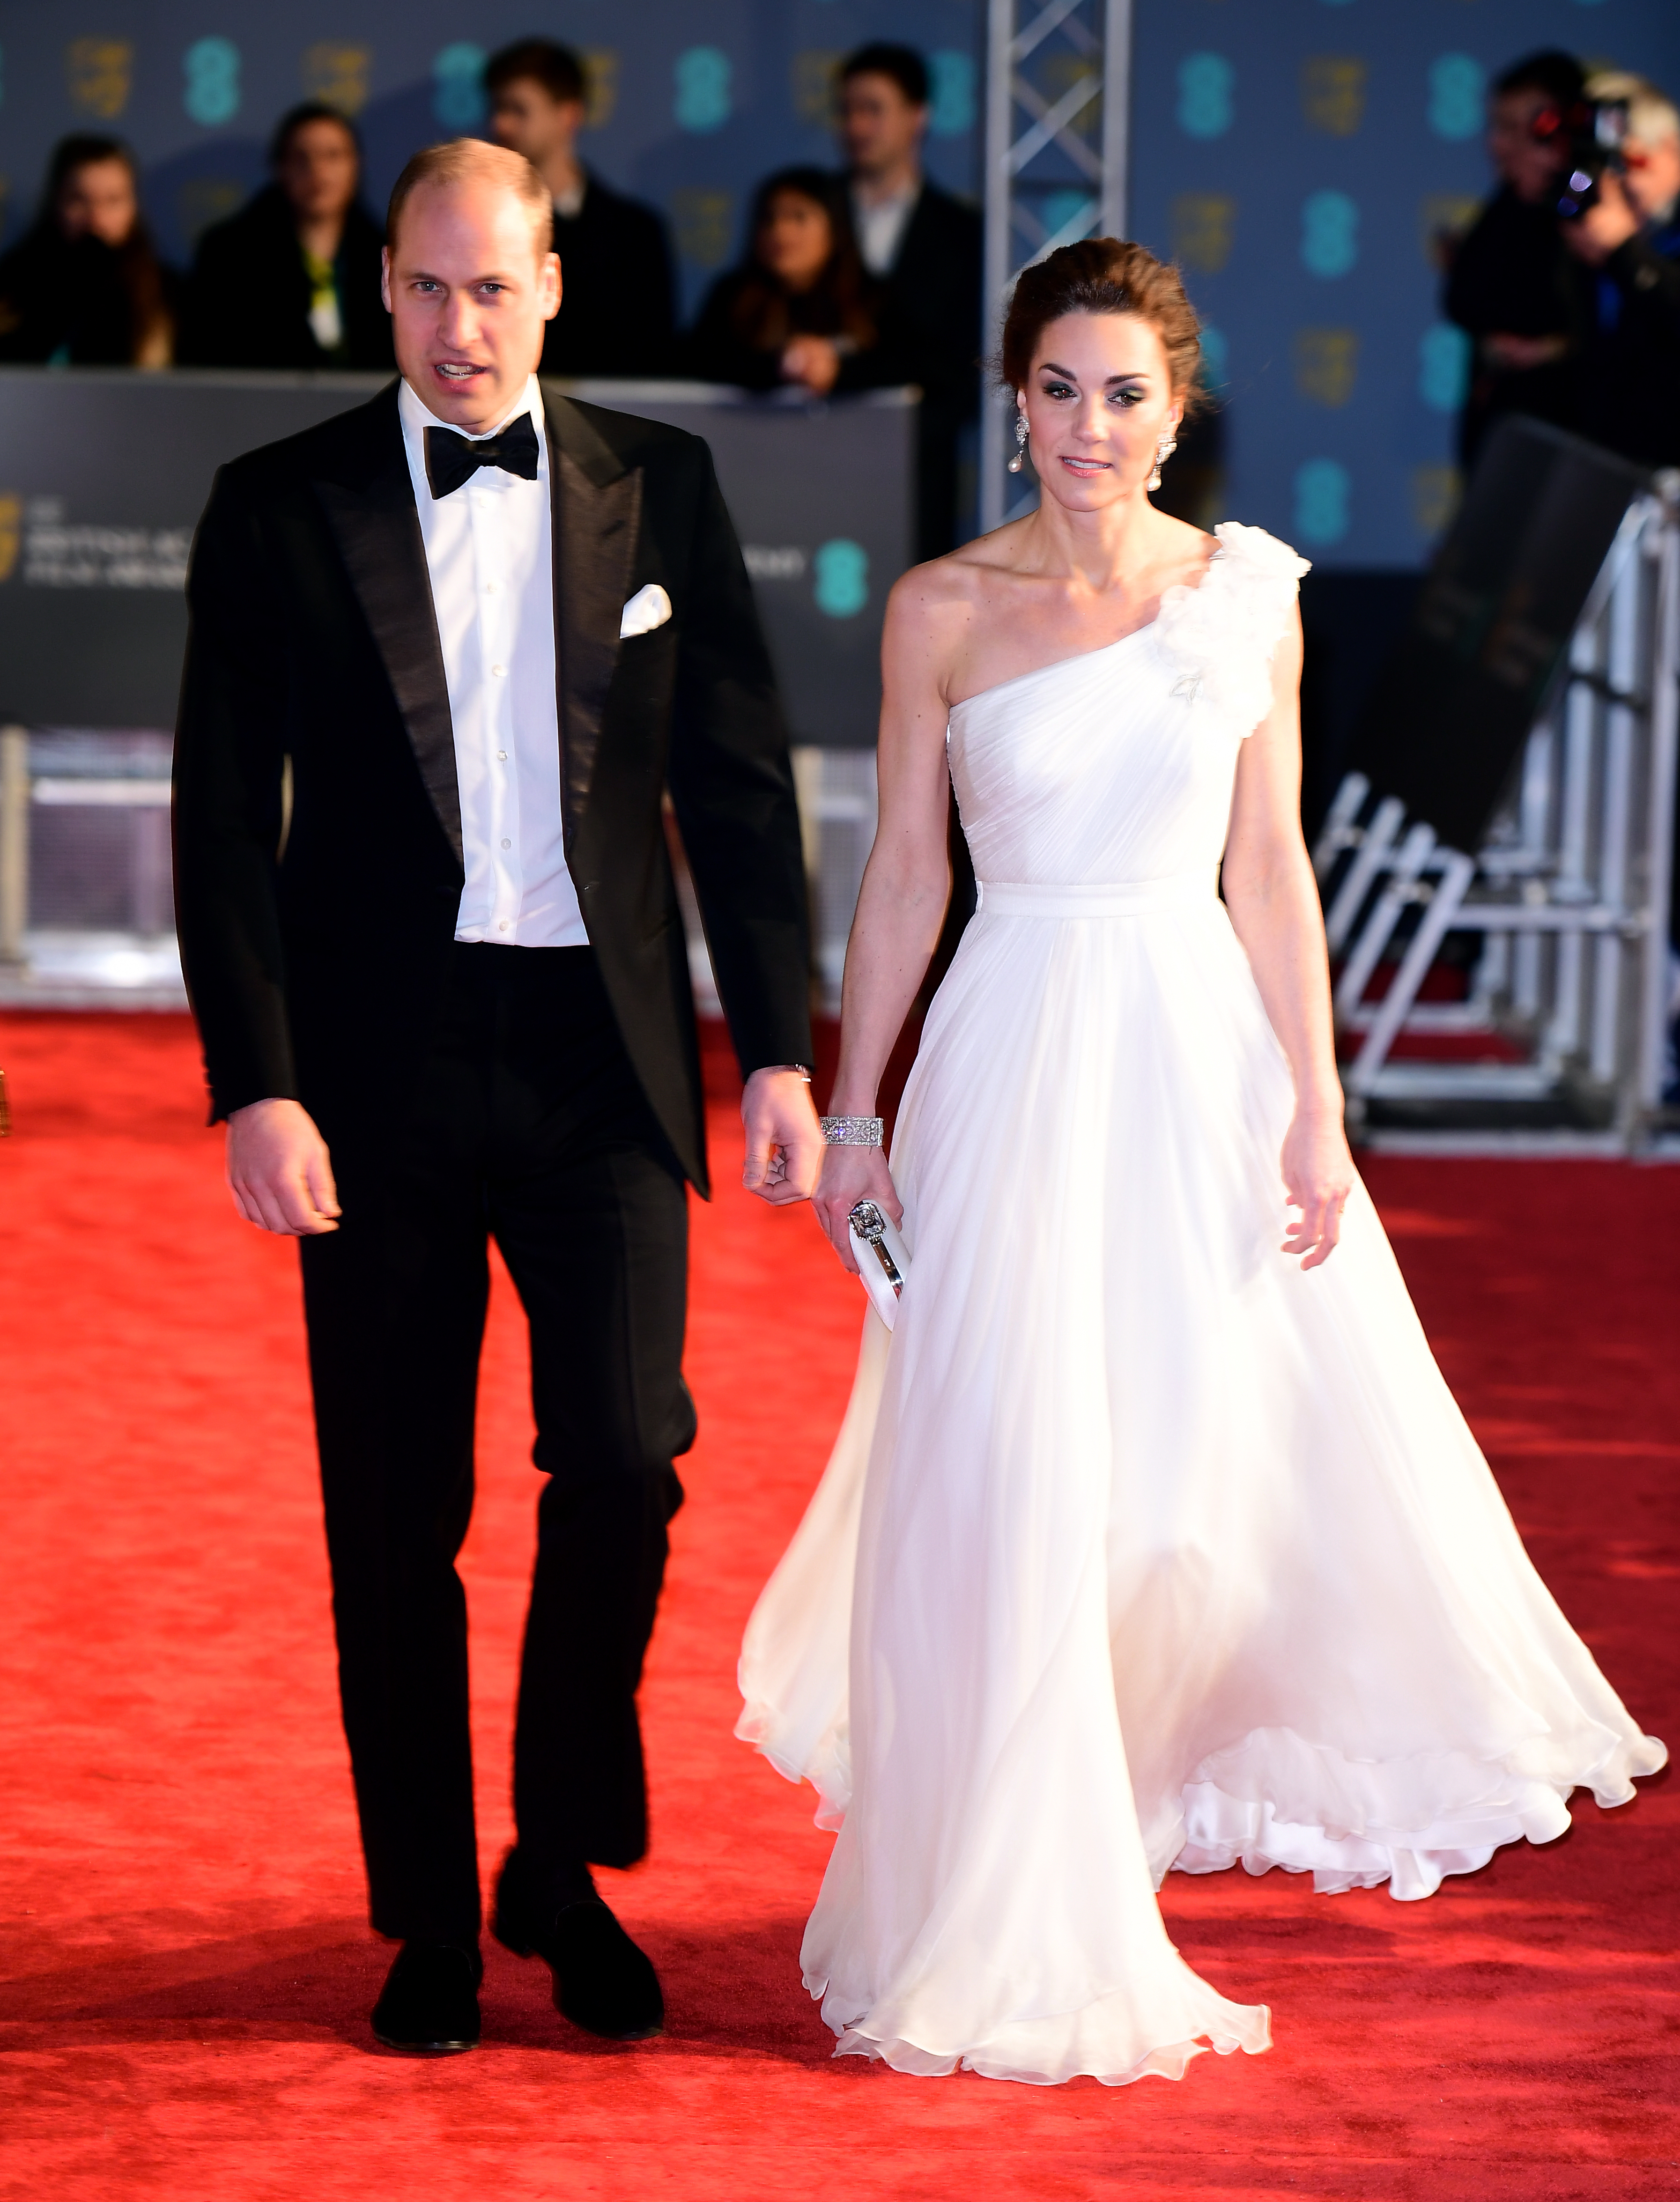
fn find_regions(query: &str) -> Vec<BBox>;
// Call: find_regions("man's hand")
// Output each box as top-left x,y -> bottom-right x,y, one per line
741,1068 -> 823,1205
226,1098 -> 341,1235
1563,172 -> 1641,265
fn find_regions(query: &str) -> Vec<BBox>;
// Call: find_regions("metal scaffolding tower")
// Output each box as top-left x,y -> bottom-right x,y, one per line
981,0 -> 1133,533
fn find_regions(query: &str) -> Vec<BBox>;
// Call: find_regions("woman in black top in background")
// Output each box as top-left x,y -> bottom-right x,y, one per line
179,103 -> 392,371
685,167 -> 918,398
0,135 -> 179,366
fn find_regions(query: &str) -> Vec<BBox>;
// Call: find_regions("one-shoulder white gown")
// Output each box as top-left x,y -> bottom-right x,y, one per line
737,524 -> 1665,2088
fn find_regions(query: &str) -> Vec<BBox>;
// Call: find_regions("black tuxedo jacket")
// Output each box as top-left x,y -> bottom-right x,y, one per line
173,382 -> 812,1195
888,182 -> 982,422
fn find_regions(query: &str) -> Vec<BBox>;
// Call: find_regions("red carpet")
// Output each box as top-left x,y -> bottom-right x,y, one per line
1,1010 -> 1676,2200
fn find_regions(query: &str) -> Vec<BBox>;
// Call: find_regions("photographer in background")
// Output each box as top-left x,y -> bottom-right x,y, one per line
180,103 -> 391,369
1444,49 -> 1590,472
1562,74 -> 1680,470
486,38 -> 675,377
0,135 -> 178,366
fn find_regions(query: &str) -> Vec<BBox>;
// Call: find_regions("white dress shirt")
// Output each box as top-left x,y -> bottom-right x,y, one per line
398,372 -> 587,948
851,180 -> 920,277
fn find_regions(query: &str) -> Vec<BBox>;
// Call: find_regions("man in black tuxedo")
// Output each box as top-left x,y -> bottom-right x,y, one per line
173,139 -> 821,2055
838,44 -> 982,558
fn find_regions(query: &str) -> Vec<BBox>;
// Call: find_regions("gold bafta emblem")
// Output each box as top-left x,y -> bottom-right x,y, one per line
0,495 -> 20,583
1171,195 -> 1235,276
303,42 -> 371,116
67,38 -> 134,119
583,50 -> 619,130
1301,58 -> 1367,137
1419,192 -> 1482,270
1412,465 -> 1463,539
791,51 -> 843,128
670,189 -> 734,272
1293,329 -> 1360,408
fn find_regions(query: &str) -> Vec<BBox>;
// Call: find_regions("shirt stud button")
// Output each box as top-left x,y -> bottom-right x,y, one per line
498,920 -> 509,931
491,664 -> 506,678
501,838 -> 511,849
496,749 -> 507,760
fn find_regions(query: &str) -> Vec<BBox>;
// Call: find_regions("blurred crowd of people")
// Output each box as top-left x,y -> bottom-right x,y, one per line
0,39 -> 980,556
1445,48 -> 1680,473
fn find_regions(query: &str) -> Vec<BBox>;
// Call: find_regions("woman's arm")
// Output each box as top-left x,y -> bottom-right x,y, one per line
811,572 -> 959,1268
1220,609 -> 1354,1269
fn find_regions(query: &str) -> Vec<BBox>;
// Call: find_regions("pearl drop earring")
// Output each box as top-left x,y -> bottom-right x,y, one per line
1147,428 -> 1178,493
1007,409 -> 1029,474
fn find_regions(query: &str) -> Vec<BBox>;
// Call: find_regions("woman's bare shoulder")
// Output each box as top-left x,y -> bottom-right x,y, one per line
886,523 -> 1035,623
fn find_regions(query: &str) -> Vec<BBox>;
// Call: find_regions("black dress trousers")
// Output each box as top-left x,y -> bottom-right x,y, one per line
299,944 -> 694,1946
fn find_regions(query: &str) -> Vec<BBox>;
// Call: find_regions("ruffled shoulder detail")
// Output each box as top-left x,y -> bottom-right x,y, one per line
1155,522 -> 1311,738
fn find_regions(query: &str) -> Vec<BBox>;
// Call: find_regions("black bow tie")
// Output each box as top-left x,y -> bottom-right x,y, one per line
424,412 -> 540,499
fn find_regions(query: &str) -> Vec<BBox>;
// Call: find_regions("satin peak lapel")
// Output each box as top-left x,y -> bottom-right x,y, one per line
312,399 -> 462,872
548,395 -> 642,848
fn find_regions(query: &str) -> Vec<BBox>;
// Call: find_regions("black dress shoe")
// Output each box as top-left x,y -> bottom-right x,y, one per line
494,1884 -> 663,2041
370,1941 -> 482,2055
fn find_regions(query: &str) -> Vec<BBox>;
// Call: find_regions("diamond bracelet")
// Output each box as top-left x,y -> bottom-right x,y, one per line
821,1115 -> 884,1147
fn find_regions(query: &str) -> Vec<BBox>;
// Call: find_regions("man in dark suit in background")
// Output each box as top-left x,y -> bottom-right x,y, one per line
838,43 -> 982,559
487,38 -> 677,377
173,138 -> 820,2058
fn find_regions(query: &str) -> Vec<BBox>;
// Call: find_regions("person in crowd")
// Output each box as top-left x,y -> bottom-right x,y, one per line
1444,49 -> 1591,472
1562,74 -> 1680,470
486,37 -> 675,377
178,103 -> 391,370
0,135 -> 178,366
685,167 -> 916,399
837,43 -> 982,558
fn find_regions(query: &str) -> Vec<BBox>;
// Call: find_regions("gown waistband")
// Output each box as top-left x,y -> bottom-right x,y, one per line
976,872 -> 1213,918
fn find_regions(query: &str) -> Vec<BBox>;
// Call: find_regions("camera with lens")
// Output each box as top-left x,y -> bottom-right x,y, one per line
1530,95 -> 1631,219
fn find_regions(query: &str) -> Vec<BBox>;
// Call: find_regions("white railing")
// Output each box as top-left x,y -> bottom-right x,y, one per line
0,727 -> 184,1005
1314,477 -> 1680,1152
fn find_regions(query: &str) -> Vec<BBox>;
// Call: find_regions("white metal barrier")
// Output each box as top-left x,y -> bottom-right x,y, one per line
1314,478 -> 1680,1152
0,726 -> 184,1005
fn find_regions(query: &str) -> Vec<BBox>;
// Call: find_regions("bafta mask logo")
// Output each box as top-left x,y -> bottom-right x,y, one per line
670,188 -> 734,271
303,41 -> 371,116
1412,464 -> 1462,540
583,50 -> 619,129
1419,192 -> 1481,270
1293,328 -> 1360,409
1037,52 -> 1100,140
1171,194 -> 1235,276
791,51 -> 842,128
0,496 -> 21,583
67,37 -> 134,119
1301,57 -> 1367,138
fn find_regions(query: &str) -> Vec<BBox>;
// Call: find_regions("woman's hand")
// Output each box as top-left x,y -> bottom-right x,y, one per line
813,1144 -> 902,1274
781,334 -> 841,394
1280,1105 -> 1354,1270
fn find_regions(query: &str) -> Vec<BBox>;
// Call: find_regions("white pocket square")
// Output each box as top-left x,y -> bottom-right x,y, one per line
619,583 -> 672,638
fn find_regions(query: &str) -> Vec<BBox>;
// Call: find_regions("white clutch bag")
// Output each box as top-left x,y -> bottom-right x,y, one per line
848,1199 -> 910,1330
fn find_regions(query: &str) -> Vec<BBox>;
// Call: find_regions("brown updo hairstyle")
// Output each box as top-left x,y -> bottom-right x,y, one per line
999,238 -> 1205,414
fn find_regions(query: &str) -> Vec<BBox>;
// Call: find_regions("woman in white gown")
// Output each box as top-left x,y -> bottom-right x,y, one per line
737,240 -> 1665,2089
